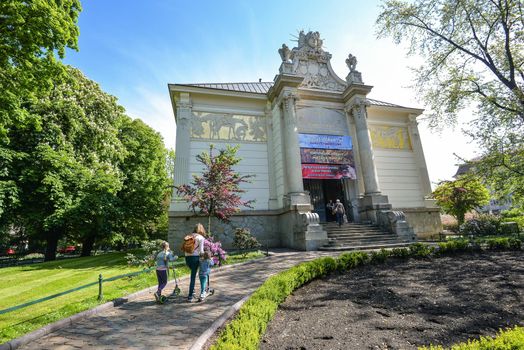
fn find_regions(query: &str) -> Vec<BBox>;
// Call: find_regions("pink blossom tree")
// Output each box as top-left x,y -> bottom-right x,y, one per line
175,145 -> 254,235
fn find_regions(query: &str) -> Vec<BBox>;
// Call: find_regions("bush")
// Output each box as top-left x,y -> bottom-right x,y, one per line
485,237 -> 522,250
459,214 -> 502,236
435,239 -> 472,255
370,248 -> 390,263
409,242 -> 435,257
232,228 -> 261,257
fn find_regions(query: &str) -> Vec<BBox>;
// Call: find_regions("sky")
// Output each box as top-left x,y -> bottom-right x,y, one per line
63,0 -> 481,187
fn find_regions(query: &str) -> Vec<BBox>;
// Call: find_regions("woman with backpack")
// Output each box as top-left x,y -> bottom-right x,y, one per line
182,223 -> 206,302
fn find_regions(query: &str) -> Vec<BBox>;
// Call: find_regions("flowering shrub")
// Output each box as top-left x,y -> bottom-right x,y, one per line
204,237 -> 227,266
126,240 -> 164,268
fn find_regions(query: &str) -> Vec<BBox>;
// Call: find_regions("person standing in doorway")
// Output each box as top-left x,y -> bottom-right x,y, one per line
334,199 -> 345,227
326,199 -> 335,222
184,223 -> 206,302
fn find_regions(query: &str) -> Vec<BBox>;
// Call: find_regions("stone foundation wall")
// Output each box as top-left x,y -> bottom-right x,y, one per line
400,208 -> 442,239
168,212 -> 281,251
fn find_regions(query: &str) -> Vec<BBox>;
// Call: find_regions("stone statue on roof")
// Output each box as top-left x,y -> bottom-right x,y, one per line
346,54 -> 357,72
278,43 -> 292,62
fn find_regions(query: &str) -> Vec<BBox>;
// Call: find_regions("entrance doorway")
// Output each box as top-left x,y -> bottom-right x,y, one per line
303,179 -> 346,223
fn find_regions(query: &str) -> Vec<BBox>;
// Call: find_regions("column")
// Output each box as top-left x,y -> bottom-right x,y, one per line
170,93 -> 192,211
282,90 -> 304,194
348,97 -> 381,195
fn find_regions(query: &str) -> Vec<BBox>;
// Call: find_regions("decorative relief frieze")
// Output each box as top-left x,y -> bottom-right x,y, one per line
191,112 -> 267,142
369,125 -> 412,150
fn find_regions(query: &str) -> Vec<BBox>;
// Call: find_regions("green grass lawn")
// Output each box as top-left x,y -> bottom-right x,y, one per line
0,250 -> 264,343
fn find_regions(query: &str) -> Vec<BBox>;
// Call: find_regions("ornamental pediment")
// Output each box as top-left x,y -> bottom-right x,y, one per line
278,31 -> 348,92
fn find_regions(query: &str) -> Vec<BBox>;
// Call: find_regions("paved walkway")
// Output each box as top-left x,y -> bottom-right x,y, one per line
17,250 -> 336,350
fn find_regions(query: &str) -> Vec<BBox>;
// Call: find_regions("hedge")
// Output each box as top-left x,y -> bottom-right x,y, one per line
210,239 -> 523,350
420,326 -> 524,350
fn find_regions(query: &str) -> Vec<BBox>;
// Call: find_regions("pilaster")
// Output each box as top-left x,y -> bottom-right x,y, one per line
170,93 -> 192,211
407,114 -> 438,208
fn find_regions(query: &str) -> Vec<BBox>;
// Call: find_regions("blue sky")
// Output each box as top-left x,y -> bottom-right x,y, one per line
63,0 -> 479,185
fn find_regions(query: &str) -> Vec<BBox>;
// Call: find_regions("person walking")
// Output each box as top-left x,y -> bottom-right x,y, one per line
198,249 -> 215,301
183,223 -> 206,302
334,199 -> 345,227
154,241 -> 178,303
326,199 -> 335,222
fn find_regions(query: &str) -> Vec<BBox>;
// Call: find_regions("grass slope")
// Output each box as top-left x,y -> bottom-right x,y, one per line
0,250 -> 262,343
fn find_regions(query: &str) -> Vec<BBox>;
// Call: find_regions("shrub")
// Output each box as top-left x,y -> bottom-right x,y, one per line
232,228 -> 261,257
485,237 -> 522,250
125,239 -> 164,268
336,251 -> 369,270
409,242 -> 435,257
390,247 -> 410,258
459,214 -> 502,236
370,248 -> 390,263
435,239 -> 472,255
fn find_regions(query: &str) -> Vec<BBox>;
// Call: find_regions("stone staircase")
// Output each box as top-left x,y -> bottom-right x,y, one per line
318,222 -> 416,251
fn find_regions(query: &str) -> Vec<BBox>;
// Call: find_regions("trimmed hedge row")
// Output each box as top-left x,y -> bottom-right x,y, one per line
210,239 -> 523,350
420,326 -> 524,350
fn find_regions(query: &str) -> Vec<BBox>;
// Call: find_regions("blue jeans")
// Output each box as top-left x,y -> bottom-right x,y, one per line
185,256 -> 200,299
199,274 -> 209,297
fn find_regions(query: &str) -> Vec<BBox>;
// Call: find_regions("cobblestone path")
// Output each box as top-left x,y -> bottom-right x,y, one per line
17,250 -> 334,350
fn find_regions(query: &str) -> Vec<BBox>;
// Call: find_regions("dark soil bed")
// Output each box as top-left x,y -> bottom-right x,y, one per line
260,251 -> 524,350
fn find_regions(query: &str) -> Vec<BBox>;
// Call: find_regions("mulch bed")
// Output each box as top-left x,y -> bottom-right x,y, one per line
260,251 -> 524,350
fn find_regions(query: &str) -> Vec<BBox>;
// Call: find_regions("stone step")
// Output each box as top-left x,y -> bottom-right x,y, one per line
318,241 -> 415,251
320,222 -> 415,251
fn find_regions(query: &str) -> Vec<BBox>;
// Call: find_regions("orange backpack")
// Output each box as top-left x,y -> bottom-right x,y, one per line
181,234 -> 196,254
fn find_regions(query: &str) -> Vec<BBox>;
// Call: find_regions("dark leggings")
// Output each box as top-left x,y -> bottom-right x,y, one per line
185,256 -> 200,298
156,269 -> 168,294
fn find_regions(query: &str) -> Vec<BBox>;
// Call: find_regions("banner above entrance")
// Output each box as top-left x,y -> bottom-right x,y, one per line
298,134 -> 352,150
300,148 -> 353,165
302,164 -> 357,180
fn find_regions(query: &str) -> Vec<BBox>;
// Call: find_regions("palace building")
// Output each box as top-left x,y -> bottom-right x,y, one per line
168,31 -> 441,250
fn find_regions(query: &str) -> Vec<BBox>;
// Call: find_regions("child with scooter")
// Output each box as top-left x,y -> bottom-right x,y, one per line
154,241 -> 178,303
198,249 -> 215,302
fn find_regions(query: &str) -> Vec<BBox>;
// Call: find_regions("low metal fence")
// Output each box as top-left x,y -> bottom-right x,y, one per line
0,267 -> 154,315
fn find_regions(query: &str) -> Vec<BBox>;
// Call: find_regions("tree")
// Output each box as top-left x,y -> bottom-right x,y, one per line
176,145 -> 254,235
432,176 -> 490,225
115,118 -> 171,245
0,0 -> 81,222
376,0 -> 524,205
8,65 -> 125,260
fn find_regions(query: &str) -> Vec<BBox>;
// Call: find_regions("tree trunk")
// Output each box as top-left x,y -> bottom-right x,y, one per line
81,235 -> 95,257
44,234 -> 59,262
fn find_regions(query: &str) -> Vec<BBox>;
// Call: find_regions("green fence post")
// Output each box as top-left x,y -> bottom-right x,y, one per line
98,274 -> 103,301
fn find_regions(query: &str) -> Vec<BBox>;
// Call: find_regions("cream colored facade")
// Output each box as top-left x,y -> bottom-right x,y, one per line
168,31 -> 441,250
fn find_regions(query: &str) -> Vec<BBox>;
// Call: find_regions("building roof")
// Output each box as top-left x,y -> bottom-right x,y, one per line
182,81 -> 273,94
179,81 -> 410,108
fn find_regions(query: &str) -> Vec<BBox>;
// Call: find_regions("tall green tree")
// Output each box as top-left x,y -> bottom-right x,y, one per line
0,0 -> 81,222
432,176 -> 490,225
176,145 -> 254,235
115,118 -> 171,245
376,0 -> 524,205
8,65 -> 125,260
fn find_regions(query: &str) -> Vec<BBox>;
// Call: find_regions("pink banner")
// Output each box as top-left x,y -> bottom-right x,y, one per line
302,164 -> 357,180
